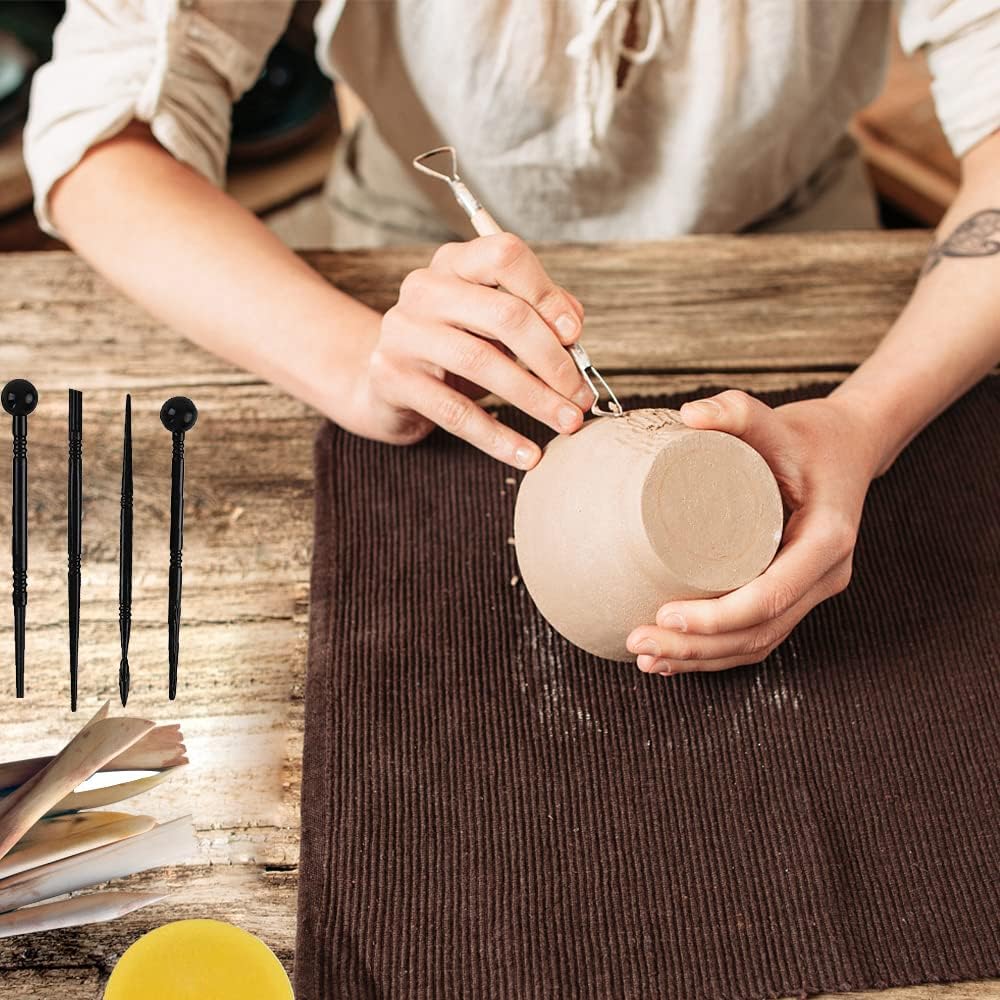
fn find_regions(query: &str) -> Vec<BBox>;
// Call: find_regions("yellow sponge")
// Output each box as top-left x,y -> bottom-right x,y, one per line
104,919 -> 293,999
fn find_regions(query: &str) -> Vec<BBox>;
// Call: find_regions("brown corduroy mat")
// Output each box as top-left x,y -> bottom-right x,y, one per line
297,379 -> 1000,1000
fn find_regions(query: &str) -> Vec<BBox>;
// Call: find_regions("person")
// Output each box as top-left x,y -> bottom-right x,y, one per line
23,1 -> 1000,677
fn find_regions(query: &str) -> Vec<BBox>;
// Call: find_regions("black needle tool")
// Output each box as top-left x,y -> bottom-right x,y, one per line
119,394 -> 133,707
3,379 -> 38,698
68,389 -> 83,711
160,396 -> 197,700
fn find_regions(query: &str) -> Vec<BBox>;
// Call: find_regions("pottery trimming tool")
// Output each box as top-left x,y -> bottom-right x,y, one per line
68,389 -> 83,712
412,145 -> 624,418
119,395 -> 133,707
2,379 -> 38,698
159,396 -> 198,701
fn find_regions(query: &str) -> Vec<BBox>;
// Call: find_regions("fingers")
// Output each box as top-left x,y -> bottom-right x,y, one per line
624,392 -> 867,675
430,234 -> 583,346
626,506 -> 855,673
375,234 -> 594,462
631,505 -> 852,642
638,653 -> 768,675
376,365 -> 541,469
377,315 -> 584,437
396,267 -> 590,406
679,389 -> 795,464
629,570 -> 840,674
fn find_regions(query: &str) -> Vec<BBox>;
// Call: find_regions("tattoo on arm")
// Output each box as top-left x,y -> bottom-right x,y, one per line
922,209 -> 1000,276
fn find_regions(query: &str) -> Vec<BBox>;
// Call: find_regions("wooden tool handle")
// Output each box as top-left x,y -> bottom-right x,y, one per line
469,206 -> 503,238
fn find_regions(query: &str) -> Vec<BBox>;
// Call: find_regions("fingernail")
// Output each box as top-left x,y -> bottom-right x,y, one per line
555,313 -> 579,343
651,658 -> 674,674
658,612 -> 687,631
683,399 -> 721,418
633,638 -> 659,656
557,405 -> 579,431
573,385 -> 595,410
515,445 -> 537,469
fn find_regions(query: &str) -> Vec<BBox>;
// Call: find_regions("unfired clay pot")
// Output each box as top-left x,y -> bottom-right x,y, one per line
513,409 -> 784,661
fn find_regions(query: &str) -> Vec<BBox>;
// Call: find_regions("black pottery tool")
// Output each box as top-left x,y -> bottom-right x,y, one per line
118,394 -> 133,707
3,379 -> 37,698
160,396 -> 198,700
68,389 -> 83,711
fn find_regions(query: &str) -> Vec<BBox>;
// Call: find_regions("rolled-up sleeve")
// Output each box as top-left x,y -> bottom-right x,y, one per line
899,0 -> 1000,158
24,0 -> 293,235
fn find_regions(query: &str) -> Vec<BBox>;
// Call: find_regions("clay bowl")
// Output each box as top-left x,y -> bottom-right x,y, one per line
513,408 -> 784,661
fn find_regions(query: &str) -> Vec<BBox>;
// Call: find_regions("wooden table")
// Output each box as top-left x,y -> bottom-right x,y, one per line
0,238 -> 995,1000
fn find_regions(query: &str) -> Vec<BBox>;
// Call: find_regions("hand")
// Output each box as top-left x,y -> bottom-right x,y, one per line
354,234 -> 595,468
626,389 -> 885,675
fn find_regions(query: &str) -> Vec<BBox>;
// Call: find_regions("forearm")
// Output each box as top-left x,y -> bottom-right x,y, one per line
832,132 -> 1000,476
49,123 -> 380,431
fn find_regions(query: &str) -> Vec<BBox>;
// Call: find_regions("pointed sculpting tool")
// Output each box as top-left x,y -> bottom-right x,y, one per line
160,396 -> 198,700
119,395 -> 133,707
2,379 -> 38,698
68,389 -> 83,711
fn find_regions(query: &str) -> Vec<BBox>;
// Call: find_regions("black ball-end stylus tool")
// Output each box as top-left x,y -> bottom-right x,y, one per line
3,379 -> 38,699
68,389 -> 83,711
160,396 -> 198,701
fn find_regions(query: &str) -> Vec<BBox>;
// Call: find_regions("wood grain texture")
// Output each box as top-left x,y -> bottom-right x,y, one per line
0,241 -> 995,999
0,233 -> 929,380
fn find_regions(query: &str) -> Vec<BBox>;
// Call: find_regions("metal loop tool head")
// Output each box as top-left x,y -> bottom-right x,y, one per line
412,145 -> 460,184
568,343 -> 623,417
413,145 -> 624,419
413,145 -> 483,218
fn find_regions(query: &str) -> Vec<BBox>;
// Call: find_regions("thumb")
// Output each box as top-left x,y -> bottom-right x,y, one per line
678,389 -> 793,460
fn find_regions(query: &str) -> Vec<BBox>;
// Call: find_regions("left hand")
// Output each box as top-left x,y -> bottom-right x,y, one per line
626,389 -> 884,675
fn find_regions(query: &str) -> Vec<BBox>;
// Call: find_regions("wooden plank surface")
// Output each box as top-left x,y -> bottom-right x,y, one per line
0,239 -> 995,999
0,233 -> 930,379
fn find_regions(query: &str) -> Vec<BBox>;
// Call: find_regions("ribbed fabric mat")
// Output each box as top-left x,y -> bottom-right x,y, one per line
297,378 -> 1000,1000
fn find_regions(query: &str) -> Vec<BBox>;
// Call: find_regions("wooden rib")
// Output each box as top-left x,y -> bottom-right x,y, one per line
0,704 -> 112,816
14,812 -> 140,849
0,815 -> 155,880
47,766 -> 185,816
0,724 -> 188,792
0,891 -> 165,939
112,724 -> 188,770
0,816 -> 194,913
0,717 -> 155,862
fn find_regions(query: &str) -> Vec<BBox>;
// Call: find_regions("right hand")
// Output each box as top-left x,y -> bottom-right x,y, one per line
356,233 -> 596,469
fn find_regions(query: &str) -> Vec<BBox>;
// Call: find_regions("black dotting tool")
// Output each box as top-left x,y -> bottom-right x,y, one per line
160,396 -> 198,700
68,389 -> 83,711
119,394 -> 133,707
3,379 -> 38,698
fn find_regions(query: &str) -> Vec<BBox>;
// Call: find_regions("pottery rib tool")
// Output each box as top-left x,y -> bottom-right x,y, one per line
159,396 -> 198,700
45,767 -> 184,817
0,722 -> 188,792
68,389 -> 83,711
0,812 -> 155,880
119,394 -> 133,706
0,710 -> 155,861
413,145 -> 623,418
0,814 -> 194,913
12,811 -> 149,849
0,707 -> 192,939
0,889 -> 166,939
2,379 -> 38,698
